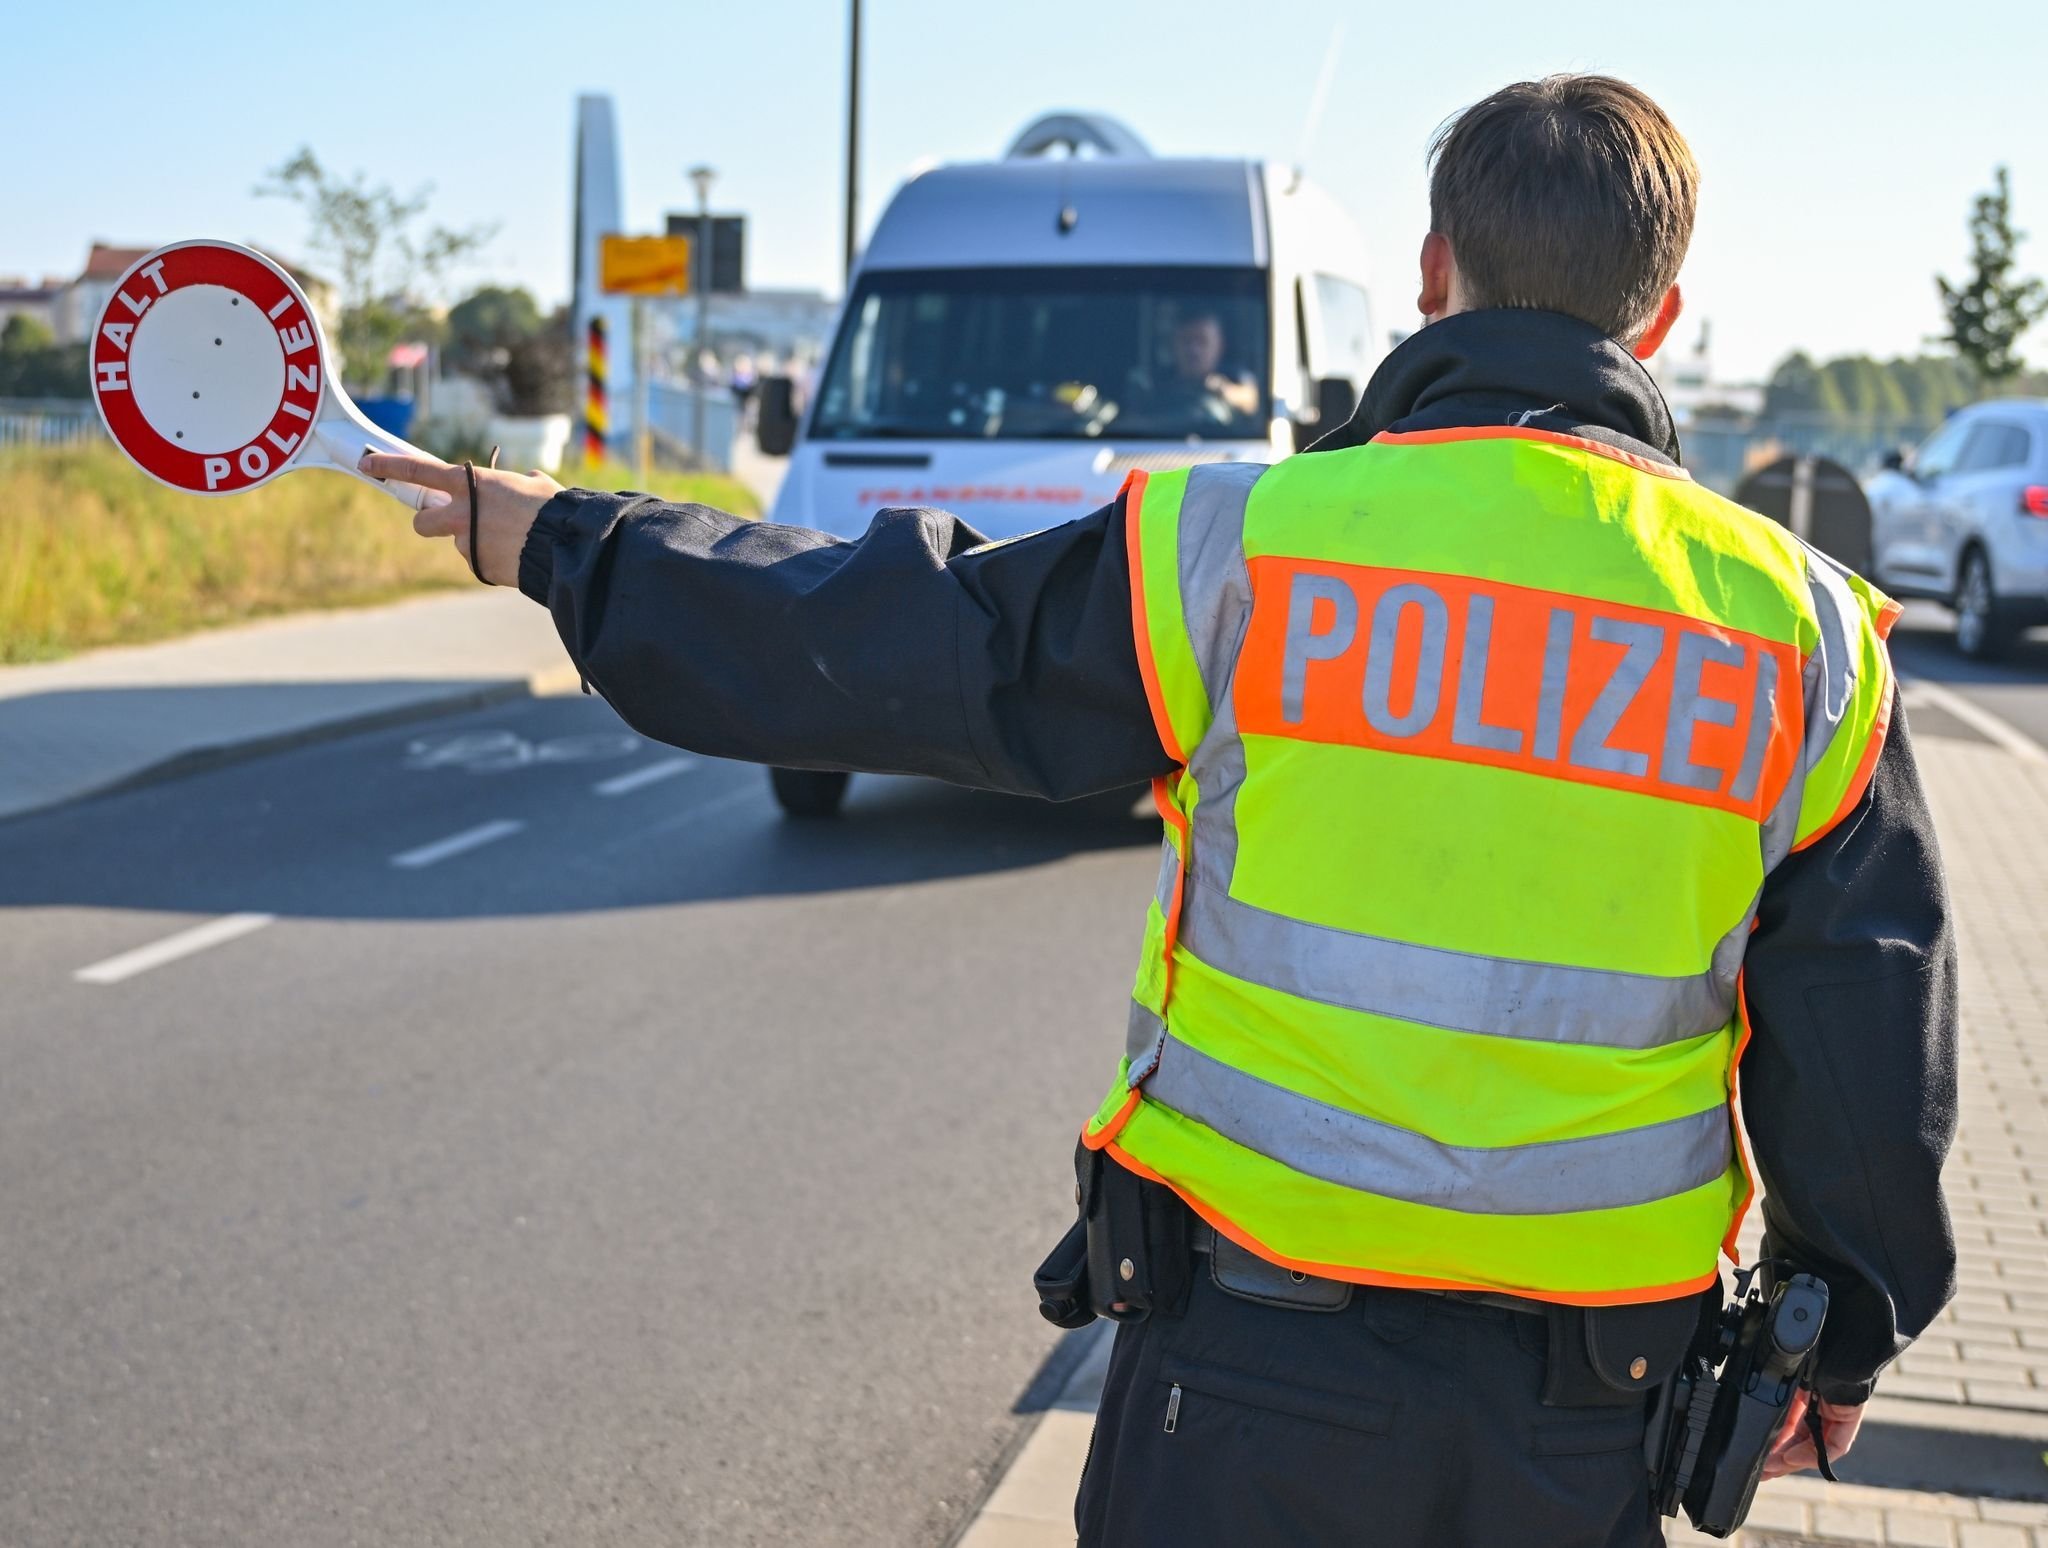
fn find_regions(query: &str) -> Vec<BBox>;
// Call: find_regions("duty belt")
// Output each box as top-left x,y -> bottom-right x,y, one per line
1192,1227 -> 1543,1317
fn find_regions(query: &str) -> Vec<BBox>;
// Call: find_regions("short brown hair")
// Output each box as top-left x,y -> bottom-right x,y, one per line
1428,75 -> 1698,340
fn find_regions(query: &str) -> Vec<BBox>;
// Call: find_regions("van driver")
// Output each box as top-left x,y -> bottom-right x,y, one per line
1127,310 -> 1260,428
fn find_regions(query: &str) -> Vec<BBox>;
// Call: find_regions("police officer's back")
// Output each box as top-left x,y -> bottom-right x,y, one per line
374,72 -> 1958,1548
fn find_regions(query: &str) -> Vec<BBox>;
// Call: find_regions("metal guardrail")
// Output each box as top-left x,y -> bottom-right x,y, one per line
646,381 -> 737,473
1685,413 -> 1944,496
0,398 -> 103,449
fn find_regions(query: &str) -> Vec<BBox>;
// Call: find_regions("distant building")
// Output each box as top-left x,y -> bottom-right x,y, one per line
671,287 -> 839,367
57,244 -> 156,343
40,242 -> 338,345
1650,320 -> 1764,424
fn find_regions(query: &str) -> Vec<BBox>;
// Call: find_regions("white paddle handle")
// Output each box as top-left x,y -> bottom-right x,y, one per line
316,413 -> 439,512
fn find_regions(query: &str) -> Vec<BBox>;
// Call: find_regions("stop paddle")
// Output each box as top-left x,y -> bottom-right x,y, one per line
89,239 -> 443,510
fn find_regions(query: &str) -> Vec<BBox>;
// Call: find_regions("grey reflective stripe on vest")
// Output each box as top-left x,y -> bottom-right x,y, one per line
1759,550 -> 1864,873
1759,651 -> 1818,873
1803,554 -> 1862,764
1153,839 -> 1179,913
1175,462 -> 1262,705
1127,1000 -> 1168,1082
1175,875 -> 1734,1049
1143,1033 -> 1732,1215
1173,462 -> 1262,896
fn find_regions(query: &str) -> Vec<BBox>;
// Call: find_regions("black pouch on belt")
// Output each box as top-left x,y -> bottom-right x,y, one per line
1541,1294 -> 1710,1407
1072,1140 -> 1190,1323
1032,1145 -> 1107,1329
1034,1217 -> 1094,1329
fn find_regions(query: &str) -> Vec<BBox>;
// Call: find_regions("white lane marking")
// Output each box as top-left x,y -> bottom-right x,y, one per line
1899,676 -> 2048,766
593,755 -> 697,797
389,819 -> 526,869
405,730 -> 641,774
75,912 -> 275,985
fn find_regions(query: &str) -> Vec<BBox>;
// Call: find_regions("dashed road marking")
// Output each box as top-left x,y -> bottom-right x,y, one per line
405,730 -> 641,774
1899,677 -> 2048,767
389,819 -> 525,869
74,912 -> 276,985
593,756 -> 697,796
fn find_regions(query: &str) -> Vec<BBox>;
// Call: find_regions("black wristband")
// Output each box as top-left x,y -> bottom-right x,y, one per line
463,459 -> 483,583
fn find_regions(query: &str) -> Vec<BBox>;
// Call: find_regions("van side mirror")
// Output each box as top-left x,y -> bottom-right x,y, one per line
1292,376 -> 1359,451
1880,449 -> 1907,473
756,376 -> 800,457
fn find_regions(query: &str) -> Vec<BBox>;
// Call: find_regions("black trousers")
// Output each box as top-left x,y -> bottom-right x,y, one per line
1076,1270 -> 1665,1547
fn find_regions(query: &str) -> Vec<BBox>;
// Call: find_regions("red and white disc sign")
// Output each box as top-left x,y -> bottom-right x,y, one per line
91,240 -> 328,496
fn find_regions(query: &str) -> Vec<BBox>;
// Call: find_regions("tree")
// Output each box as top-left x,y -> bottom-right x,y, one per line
1937,167 -> 2048,385
445,285 -> 543,376
1813,368 -> 1850,420
1762,350 -> 2048,433
257,147 -> 493,389
1,314 -> 56,355
443,287 -> 572,416
1764,351 -> 1822,416
1892,356 -> 1962,421
0,314 -> 86,398
1823,356 -> 1909,421
502,307 -> 573,417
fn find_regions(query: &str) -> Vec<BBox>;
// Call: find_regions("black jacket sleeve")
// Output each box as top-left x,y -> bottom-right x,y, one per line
516,490 -> 1174,800
1739,700 -> 1959,1405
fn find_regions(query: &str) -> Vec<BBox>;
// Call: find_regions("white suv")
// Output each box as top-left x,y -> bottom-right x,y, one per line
1867,399 -> 2048,657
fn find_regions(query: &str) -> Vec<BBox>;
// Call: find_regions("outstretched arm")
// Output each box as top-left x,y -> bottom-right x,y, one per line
364,450 -> 1173,799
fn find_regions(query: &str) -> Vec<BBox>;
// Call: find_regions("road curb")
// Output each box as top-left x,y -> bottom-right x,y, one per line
0,663 -> 585,827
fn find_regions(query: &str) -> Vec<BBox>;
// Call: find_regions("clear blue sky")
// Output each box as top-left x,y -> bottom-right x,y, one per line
6,0 -> 2044,381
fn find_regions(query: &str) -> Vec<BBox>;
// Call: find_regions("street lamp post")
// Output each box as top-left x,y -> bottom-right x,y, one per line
845,0 -> 861,282
689,164 -> 715,468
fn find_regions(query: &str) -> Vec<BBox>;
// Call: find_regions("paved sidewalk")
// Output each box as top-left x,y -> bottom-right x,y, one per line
0,590 -> 576,820
958,708 -> 2048,1547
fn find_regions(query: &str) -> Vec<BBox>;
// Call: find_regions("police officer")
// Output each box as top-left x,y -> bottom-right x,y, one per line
370,74 -> 1957,1548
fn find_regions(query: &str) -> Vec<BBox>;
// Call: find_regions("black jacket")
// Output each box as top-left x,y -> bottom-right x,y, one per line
519,308 -> 1958,1404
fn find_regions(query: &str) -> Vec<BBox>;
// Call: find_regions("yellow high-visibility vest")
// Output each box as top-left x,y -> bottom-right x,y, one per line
1085,426 -> 1898,1305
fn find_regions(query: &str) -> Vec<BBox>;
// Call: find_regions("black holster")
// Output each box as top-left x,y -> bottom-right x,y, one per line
1035,1142 -> 1192,1328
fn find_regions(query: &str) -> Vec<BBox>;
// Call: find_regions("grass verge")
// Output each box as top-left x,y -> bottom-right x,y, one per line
0,443 -> 757,663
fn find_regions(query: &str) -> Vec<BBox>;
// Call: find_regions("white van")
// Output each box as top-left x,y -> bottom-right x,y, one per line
754,114 -> 1382,816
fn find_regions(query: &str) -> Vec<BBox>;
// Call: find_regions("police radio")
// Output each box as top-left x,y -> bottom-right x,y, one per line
1652,1261 -> 1832,1538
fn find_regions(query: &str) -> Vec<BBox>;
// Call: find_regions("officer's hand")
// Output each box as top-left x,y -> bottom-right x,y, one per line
360,450 -> 563,587
1761,1388 -> 1862,1479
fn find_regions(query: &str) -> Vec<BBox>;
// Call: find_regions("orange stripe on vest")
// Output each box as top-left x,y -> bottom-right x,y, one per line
1234,557 -> 1804,821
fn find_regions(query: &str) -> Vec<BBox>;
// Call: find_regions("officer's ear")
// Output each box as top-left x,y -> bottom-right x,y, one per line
1631,285 -> 1684,360
1417,232 -> 1456,324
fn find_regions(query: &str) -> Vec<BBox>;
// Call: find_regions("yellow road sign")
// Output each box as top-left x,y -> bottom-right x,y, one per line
600,234 -> 691,297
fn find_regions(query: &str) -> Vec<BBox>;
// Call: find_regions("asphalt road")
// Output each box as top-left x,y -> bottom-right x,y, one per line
1889,601 -> 2048,750
2,601 -> 2043,1548
0,696 -> 1154,1548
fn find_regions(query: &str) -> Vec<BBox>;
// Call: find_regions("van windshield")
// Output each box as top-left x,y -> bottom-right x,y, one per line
810,266 -> 1270,442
